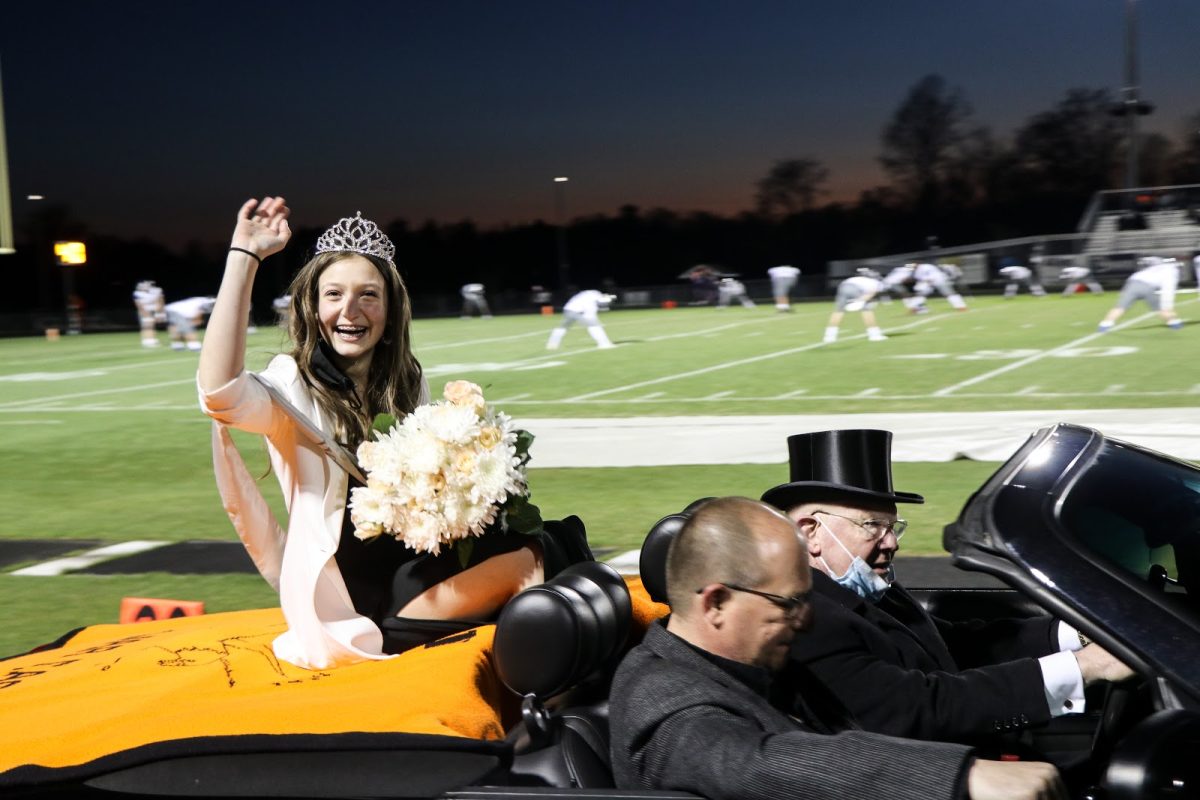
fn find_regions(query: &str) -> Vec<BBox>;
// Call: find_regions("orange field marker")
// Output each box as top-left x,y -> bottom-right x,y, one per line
119,597 -> 205,624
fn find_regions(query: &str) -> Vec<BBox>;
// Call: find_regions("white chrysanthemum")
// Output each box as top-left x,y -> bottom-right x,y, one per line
424,402 -> 481,445
468,501 -> 500,535
471,448 -> 516,503
355,385 -> 532,553
406,510 -> 445,555
402,427 -> 448,475
349,485 -> 393,541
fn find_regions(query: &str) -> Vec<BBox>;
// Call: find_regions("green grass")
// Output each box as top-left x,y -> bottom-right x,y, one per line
1,292 -> 1194,656
0,460 -> 1000,658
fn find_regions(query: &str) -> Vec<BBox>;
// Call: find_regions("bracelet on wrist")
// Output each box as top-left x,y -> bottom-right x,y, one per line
229,246 -> 262,266
1077,631 -> 1091,648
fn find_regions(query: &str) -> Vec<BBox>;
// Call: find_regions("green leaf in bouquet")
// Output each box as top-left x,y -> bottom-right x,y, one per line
514,429 -> 535,465
371,413 -> 396,437
503,494 -> 543,536
455,537 -> 476,570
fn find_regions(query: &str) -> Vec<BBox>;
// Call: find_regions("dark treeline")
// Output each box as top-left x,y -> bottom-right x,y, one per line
6,75 -> 1200,319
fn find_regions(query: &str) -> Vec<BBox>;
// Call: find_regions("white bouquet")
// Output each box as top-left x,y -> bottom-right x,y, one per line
349,380 -> 540,563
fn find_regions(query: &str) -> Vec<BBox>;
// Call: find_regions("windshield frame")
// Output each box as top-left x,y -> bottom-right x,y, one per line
945,423 -> 1200,705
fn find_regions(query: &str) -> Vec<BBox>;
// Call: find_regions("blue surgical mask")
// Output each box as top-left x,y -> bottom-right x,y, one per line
816,518 -> 893,602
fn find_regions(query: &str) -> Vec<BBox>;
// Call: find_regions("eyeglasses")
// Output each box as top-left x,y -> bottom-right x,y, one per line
698,583 -> 811,615
812,510 -> 907,542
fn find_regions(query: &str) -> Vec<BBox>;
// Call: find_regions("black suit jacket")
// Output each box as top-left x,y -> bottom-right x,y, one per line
788,571 -> 1060,743
610,620 -> 975,800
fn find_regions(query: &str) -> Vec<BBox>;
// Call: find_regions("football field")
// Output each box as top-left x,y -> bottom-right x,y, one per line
414,292 -> 1199,415
1,291 -> 1197,654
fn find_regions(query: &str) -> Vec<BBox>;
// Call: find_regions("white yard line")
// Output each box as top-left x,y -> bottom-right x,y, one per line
0,378 -> 195,409
933,297 -> 1198,397
644,317 -> 784,342
418,328 -> 554,350
565,311 -> 975,402
5,388 -> 1200,417
419,312 -> 795,352
2,347 -> 187,368
2,356 -> 188,376
11,540 -> 170,576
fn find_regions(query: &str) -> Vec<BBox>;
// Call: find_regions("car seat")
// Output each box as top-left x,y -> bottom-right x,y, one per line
492,560 -> 632,789
639,499 -> 711,604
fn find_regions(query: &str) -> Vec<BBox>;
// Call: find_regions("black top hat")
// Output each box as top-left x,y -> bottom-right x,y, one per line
761,429 -> 924,510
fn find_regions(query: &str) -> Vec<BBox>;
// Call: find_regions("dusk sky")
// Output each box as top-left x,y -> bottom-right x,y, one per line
2,1 -> 1199,249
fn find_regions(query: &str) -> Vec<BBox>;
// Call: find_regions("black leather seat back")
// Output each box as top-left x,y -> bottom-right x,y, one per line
639,499 -> 712,605
493,561 -> 632,789
494,560 -> 631,702
639,513 -> 686,605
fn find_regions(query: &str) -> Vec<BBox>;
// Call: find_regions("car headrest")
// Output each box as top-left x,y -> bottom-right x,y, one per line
638,514 -> 686,605
494,561 -> 631,699
638,498 -> 713,605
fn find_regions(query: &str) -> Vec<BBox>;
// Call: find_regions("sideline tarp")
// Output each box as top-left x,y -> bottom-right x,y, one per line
517,409 -> 1200,466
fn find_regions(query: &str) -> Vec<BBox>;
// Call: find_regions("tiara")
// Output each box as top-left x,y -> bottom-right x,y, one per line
315,211 -> 396,264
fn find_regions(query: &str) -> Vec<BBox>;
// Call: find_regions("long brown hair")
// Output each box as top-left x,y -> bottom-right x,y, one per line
286,251 -> 423,448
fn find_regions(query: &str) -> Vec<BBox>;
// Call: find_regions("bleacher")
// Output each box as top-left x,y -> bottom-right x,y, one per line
1079,185 -> 1200,264
827,183 -> 1200,290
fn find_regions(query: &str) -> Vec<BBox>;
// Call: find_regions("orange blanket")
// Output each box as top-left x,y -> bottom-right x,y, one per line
0,608 -> 512,783
0,578 -> 669,786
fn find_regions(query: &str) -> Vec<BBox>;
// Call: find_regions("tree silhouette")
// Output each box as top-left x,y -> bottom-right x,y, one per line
1167,111 -> 1200,184
754,158 -> 830,217
1011,88 -> 1123,198
879,74 -> 977,210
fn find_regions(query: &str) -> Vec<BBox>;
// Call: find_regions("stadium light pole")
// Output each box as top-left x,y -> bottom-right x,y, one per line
1112,0 -> 1153,196
553,176 -> 570,291
0,54 -> 15,255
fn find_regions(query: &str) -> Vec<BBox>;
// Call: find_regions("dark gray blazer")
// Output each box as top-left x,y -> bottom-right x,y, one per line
789,571 -> 1059,743
610,620 -> 974,800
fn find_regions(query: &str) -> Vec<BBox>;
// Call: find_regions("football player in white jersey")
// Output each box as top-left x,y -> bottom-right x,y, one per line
716,277 -> 755,308
1098,257 -> 1183,332
165,296 -> 217,351
824,270 -> 888,343
766,264 -> 800,311
132,280 -> 165,347
998,264 -> 1045,298
460,283 -> 492,318
1058,266 -> 1104,295
908,262 -> 968,313
546,290 -> 617,349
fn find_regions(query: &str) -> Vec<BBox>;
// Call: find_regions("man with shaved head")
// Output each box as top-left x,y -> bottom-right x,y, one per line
609,496 -> 1066,800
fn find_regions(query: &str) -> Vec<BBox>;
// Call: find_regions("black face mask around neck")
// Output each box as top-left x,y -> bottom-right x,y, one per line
310,338 -> 356,393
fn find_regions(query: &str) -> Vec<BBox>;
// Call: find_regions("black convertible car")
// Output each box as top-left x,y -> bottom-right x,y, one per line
6,423 -> 1198,799
942,422 -> 1200,800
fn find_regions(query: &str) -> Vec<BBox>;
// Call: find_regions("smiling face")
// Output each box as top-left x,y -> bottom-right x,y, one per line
316,255 -> 388,372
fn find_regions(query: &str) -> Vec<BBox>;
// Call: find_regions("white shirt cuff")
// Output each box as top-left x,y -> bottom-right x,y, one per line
1056,620 -> 1084,652
1039,650 -> 1086,716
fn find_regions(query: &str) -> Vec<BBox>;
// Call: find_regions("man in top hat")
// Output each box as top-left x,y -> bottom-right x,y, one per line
761,429 -> 1132,744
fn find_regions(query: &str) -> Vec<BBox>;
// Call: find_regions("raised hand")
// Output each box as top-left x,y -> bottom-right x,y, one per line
230,196 -> 292,260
